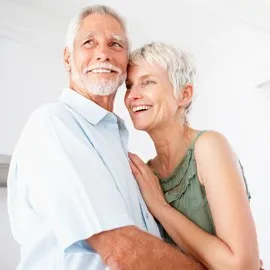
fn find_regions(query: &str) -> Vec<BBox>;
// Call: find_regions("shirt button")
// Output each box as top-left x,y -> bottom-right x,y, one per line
145,212 -> 149,219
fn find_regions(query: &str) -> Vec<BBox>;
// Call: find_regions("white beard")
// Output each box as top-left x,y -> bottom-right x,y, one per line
70,60 -> 126,96
77,75 -> 125,96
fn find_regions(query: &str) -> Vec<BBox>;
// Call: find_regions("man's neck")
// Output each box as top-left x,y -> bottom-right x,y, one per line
88,93 -> 116,112
70,84 -> 116,112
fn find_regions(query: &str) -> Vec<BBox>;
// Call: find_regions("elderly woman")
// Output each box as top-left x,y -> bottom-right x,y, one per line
125,42 -> 260,269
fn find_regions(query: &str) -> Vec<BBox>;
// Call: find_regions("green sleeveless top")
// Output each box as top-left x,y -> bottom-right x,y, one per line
152,130 -> 251,246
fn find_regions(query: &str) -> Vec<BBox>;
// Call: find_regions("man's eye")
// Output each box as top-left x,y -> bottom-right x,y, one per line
83,40 -> 94,46
111,42 -> 122,48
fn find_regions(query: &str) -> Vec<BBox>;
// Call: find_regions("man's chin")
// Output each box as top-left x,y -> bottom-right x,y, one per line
89,88 -> 117,96
71,73 -> 123,96
84,82 -> 119,96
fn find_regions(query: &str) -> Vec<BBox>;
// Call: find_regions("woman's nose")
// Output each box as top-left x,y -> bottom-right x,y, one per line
127,87 -> 143,101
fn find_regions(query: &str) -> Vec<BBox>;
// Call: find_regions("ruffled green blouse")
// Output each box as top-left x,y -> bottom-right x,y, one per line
152,131 -> 251,246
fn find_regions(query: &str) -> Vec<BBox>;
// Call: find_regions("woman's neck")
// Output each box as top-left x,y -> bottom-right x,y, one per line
149,124 -> 196,178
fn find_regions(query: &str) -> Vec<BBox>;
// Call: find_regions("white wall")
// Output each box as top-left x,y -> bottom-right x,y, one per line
0,37 -> 65,154
1,0 -> 270,268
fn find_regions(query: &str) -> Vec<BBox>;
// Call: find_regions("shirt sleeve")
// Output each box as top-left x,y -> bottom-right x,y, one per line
17,110 -> 135,251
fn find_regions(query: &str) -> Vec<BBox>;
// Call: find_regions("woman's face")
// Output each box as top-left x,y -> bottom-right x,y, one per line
124,62 -> 180,131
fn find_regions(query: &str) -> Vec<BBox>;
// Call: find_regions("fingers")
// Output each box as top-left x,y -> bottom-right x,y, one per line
129,159 -> 147,192
129,159 -> 140,178
128,152 -> 144,165
128,153 -> 149,189
128,152 -> 149,177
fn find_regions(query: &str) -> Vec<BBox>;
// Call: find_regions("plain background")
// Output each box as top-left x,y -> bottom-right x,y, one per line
0,0 -> 270,269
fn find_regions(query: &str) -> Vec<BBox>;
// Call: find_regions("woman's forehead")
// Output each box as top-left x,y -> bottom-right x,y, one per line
127,62 -> 166,78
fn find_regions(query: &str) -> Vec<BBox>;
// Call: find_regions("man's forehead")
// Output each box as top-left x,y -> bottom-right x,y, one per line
83,31 -> 124,38
75,14 -> 127,43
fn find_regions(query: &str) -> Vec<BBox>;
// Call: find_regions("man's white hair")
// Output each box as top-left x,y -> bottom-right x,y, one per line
66,5 -> 128,51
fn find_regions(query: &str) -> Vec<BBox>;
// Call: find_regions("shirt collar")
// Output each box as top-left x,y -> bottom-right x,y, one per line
59,88 -> 129,150
59,88 -> 112,125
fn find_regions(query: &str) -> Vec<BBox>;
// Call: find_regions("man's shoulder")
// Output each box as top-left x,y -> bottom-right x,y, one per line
28,100 -> 77,127
30,101 -> 67,120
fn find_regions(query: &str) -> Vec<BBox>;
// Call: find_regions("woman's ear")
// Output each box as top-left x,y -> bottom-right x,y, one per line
64,47 -> 71,72
178,84 -> 193,107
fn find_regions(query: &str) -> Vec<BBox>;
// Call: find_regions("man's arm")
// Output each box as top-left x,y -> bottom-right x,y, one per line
88,225 -> 205,270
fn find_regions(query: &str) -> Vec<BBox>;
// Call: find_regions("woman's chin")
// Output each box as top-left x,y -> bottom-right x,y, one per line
133,122 -> 148,131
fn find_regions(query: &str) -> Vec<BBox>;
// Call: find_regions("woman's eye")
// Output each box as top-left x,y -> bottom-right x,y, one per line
144,80 -> 156,85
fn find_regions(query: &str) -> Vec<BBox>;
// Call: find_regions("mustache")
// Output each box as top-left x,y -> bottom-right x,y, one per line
84,62 -> 122,74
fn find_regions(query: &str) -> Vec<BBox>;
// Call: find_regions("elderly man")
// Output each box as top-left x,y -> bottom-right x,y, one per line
8,5 -> 203,270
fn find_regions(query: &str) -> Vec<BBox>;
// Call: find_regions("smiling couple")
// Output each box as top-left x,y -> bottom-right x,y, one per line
7,4 -> 261,270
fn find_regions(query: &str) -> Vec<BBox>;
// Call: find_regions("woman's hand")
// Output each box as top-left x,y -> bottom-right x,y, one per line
128,152 -> 168,215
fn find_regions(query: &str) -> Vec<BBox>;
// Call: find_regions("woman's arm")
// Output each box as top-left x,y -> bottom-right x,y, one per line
129,131 -> 259,270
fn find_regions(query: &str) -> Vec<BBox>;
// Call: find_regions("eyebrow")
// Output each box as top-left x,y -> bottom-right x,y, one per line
140,74 -> 156,80
126,74 -> 157,83
82,32 -> 95,39
81,32 -> 127,44
111,34 -> 126,43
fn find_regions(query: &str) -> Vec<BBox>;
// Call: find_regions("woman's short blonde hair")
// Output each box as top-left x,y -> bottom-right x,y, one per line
129,42 -> 197,119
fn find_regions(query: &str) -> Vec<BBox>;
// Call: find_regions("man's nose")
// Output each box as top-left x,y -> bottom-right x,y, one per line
94,45 -> 111,62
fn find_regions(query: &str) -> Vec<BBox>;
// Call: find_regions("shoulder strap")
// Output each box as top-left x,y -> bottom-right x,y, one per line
189,130 -> 206,149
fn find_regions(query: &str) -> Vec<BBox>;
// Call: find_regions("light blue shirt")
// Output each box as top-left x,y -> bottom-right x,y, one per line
7,88 -> 161,270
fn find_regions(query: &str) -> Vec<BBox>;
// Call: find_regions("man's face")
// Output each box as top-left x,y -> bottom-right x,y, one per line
66,13 -> 128,96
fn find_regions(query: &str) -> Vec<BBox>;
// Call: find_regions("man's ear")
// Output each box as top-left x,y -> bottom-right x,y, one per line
64,47 -> 71,72
178,84 -> 193,107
